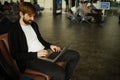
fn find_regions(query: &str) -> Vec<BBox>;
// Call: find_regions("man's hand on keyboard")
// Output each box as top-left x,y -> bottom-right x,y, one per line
50,45 -> 61,52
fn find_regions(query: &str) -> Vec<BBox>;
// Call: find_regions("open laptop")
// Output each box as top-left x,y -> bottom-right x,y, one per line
39,47 -> 67,62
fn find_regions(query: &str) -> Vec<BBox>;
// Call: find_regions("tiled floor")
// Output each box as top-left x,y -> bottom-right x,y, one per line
35,12 -> 120,80
2,10 -> 120,80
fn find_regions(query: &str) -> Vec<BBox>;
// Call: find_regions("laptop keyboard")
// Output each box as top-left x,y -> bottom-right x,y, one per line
47,52 -> 60,59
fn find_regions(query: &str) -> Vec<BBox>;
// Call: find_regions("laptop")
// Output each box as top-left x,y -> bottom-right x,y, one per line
39,47 -> 67,62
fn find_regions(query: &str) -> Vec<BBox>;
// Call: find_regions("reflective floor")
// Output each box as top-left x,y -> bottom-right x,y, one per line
35,12 -> 120,80
2,10 -> 120,80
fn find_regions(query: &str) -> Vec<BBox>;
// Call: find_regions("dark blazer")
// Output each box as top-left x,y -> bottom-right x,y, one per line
8,20 -> 52,72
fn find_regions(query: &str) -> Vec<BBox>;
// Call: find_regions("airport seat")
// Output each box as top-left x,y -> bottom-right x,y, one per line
0,33 -> 65,80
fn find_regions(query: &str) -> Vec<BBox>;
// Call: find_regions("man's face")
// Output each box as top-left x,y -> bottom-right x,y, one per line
22,13 -> 35,25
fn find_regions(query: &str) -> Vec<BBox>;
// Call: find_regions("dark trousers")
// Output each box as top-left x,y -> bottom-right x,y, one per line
26,49 -> 80,80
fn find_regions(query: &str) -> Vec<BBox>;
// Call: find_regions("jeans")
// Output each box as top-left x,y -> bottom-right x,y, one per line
26,49 -> 80,80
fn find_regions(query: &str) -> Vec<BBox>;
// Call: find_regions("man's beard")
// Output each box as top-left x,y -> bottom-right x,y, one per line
23,18 -> 33,25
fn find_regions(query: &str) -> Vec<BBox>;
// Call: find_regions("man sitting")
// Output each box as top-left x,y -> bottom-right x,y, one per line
34,2 -> 44,15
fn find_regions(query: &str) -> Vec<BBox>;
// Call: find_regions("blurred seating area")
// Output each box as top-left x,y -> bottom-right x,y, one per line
66,0 -> 103,24
0,1 -> 44,15
0,1 -> 19,15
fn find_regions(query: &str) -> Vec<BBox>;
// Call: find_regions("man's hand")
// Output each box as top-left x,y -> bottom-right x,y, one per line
50,45 -> 61,52
37,50 -> 48,58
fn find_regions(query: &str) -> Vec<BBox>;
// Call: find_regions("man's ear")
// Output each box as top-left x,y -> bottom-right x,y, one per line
19,11 -> 23,17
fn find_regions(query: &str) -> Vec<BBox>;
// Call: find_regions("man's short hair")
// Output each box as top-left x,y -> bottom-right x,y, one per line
19,2 -> 36,15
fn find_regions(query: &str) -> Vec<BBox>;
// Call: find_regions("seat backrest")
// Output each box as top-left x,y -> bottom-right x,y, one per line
0,40 -> 20,80
0,33 -> 9,51
0,33 -> 20,79
0,33 -> 13,65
